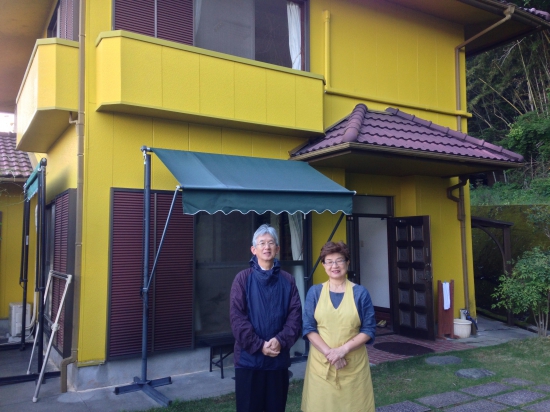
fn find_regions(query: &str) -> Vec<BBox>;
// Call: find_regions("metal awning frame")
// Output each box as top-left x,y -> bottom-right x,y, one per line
114,147 -> 350,406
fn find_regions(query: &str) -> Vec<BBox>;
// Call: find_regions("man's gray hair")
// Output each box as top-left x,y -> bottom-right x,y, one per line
252,224 -> 279,246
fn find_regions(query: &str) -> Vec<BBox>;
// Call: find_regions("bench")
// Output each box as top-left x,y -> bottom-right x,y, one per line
199,334 -> 235,379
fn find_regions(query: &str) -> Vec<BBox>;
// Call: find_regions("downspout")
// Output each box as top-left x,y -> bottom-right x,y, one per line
455,5 -> 514,131
450,5 -> 514,320
447,176 -> 470,312
61,0 -> 85,393
324,10 -> 331,89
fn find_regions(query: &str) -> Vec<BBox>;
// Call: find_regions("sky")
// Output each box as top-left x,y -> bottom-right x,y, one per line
0,112 -> 14,132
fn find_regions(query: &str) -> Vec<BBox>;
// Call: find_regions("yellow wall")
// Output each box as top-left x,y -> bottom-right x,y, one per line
309,0 -> 466,128
347,173 -> 475,315
0,185 -> 37,319
79,112 -> 308,362
31,0 -> 476,364
45,125 -> 78,202
310,168 -> 348,284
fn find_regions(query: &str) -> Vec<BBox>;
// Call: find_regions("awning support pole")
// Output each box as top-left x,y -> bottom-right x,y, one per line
37,159 -> 47,373
19,197 -> 31,350
145,187 -> 180,291
114,147 -> 172,407
304,212 -> 346,282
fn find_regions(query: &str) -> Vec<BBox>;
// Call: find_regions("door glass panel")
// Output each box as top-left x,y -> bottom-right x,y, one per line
399,289 -> 410,304
413,247 -> 423,263
414,290 -> 426,306
412,225 -> 424,242
413,268 -> 424,284
396,225 -> 408,242
399,310 -> 412,326
397,247 -> 408,262
415,312 -> 428,330
398,267 -> 409,283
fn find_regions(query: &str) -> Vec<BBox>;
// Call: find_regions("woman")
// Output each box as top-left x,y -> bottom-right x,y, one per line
301,241 -> 376,412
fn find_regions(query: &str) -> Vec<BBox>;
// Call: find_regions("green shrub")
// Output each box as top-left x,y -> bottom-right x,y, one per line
492,247 -> 550,336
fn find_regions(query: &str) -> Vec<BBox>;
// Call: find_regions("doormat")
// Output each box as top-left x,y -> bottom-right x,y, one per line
373,342 -> 435,356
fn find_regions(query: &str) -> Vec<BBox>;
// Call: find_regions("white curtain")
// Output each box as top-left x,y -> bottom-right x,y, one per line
289,212 -> 306,355
288,212 -> 305,311
287,2 -> 302,70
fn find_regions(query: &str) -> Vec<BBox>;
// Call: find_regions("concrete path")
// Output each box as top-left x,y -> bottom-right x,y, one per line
0,316 -> 537,411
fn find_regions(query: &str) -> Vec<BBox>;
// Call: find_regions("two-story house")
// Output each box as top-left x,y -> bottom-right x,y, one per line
1,0 -> 549,392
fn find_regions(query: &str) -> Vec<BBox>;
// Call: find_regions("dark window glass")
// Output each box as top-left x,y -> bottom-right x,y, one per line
113,0 -> 304,69
194,211 -> 304,338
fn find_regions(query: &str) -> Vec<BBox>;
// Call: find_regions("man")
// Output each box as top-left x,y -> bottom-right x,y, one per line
230,224 -> 302,412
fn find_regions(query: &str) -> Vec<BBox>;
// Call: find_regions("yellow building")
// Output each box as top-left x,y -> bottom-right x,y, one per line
1,0 -> 548,392
0,132 -> 35,327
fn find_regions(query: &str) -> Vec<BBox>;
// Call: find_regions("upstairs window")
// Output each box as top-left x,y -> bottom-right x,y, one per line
113,0 -> 305,70
47,0 -> 79,41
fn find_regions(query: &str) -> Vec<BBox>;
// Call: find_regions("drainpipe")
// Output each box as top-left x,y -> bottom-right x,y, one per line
447,176 -> 470,313
455,5 -> 514,131
324,10 -> 331,88
60,0 -> 85,393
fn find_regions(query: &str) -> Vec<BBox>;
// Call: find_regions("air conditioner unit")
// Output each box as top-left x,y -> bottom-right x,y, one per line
9,302 -> 31,337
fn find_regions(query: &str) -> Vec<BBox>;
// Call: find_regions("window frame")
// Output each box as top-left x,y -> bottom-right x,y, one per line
111,0 -> 309,71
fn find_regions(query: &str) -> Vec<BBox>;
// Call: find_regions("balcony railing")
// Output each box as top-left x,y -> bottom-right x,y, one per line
16,38 -> 79,152
96,31 -> 324,137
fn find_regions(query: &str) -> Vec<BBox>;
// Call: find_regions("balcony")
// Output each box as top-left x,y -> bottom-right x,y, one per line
96,31 -> 324,136
16,38 -> 79,152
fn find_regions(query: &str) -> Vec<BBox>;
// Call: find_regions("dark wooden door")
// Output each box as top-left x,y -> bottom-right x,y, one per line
388,216 -> 435,340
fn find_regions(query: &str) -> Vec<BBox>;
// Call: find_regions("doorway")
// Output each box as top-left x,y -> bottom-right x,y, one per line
348,196 -> 393,329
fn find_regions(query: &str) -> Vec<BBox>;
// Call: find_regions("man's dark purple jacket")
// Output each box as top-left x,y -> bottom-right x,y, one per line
230,256 -> 302,370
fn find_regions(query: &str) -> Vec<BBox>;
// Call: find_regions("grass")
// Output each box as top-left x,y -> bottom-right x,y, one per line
142,337 -> 550,412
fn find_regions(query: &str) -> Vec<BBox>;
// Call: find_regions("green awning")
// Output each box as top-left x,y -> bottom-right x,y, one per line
24,163 -> 41,201
152,148 -> 354,215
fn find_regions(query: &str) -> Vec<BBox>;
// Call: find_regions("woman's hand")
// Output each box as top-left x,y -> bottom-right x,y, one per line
325,346 -> 348,365
333,358 -> 347,370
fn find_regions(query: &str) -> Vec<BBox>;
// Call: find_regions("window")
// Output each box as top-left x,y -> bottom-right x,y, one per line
194,211 -> 305,338
47,0 -> 79,41
114,0 -> 306,70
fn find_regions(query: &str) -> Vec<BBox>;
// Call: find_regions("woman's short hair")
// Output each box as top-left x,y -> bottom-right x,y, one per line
320,241 -> 350,263
252,224 -> 279,246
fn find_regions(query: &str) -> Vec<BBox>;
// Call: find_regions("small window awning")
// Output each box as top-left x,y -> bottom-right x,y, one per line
152,148 -> 354,215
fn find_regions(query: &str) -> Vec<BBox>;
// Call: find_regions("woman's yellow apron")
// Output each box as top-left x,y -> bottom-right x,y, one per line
301,280 -> 375,412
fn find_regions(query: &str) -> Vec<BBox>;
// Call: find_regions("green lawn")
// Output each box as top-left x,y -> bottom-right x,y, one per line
142,337 -> 550,412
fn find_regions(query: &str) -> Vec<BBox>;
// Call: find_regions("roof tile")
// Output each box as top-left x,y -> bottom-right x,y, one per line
0,132 -> 33,179
291,105 -> 524,164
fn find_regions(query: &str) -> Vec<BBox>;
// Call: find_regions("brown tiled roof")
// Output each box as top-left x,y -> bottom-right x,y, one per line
0,132 -> 33,179
291,104 -> 524,164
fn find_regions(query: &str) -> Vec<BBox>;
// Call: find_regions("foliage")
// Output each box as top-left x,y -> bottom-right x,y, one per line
492,248 -> 550,336
466,2 -> 550,186
525,204 -> 550,240
470,180 -> 550,205
471,205 -> 550,315
506,112 -> 550,160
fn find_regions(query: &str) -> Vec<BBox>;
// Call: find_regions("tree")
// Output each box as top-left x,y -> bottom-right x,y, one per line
466,1 -> 550,186
492,248 -> 550,336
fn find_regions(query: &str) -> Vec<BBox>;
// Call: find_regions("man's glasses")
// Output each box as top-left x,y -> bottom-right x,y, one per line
256,241 -> 276,248
323,258 -> 346,266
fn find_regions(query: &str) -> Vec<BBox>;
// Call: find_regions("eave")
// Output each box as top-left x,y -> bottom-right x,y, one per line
291,143 -> 524,178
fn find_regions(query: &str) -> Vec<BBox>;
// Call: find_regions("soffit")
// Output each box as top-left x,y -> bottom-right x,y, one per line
386,0 -> 550,56
0,0 -> 57,113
